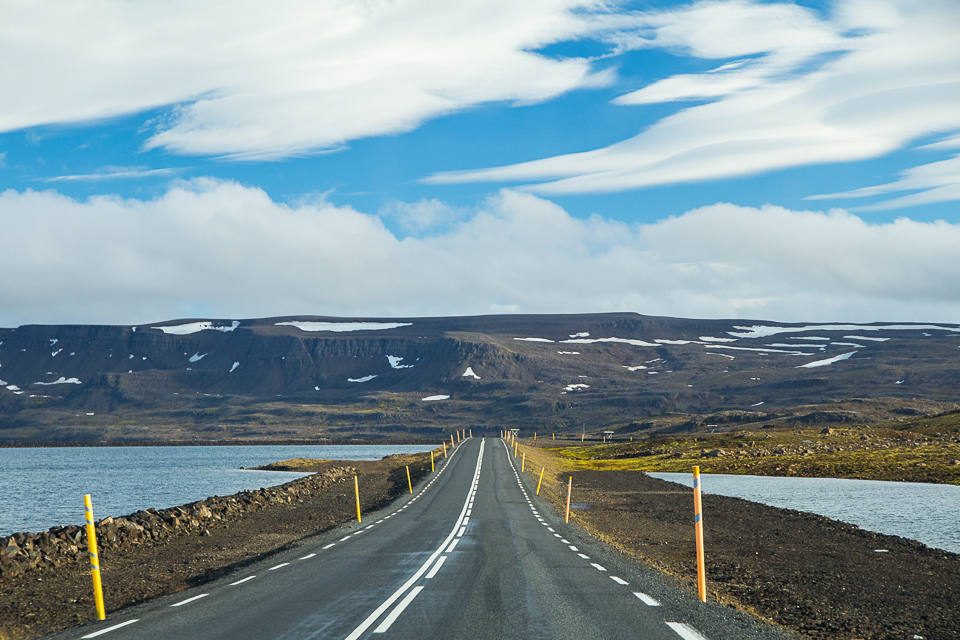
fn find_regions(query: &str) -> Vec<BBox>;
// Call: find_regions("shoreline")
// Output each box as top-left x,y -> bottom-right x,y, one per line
0,451 -> 438,640
0,438 -> 442,449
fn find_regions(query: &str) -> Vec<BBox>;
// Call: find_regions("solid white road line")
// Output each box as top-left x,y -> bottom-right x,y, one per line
666,622 -> 710,640
170,593 -> 208,607
373,587 -> 423,633
635,592 -> 662,606
447,538 -> 460,552
373,586 -> 425,634
343,440 -> 484,640
425,555 -> 447,579
80,619 -> 139,638
230,576 -> 256,586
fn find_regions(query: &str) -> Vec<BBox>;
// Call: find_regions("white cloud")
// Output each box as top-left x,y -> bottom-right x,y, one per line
808,154 -> 960,211
45,166 -> 180,182
378,198 -> 470,234
2,181 -> 960,326
427,0 -> 960,203
0,0 -> 609,160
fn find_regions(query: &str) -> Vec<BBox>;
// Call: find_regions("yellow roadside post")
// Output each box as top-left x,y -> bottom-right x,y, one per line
431,450 -> 435,472
693,466 -> 706,602
83,494 -> 106,621
534,432 -> 537,440
552,433 -> 555,440
521,451 -> 525,472
406,466 -> 413,494
536,467 -> 544,495
469,429 -> 472,438
513,441 -> 518,458
565,477 -> 572,523
443,442 -> 447,457
451,434 -> 455,447
354,476 -> 362,523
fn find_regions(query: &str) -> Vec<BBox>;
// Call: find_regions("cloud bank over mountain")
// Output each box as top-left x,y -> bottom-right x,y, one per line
2,180 -> 958,327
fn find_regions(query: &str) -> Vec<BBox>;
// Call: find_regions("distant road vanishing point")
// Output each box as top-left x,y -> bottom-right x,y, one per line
53,438 -> 792,640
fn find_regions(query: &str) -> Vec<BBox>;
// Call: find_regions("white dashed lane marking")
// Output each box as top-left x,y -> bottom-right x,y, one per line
503,438 -> 711,640
80,619 -> 139,638
170,593 -> 208,607
666,622 -> 710,640
635,592 -> 662,606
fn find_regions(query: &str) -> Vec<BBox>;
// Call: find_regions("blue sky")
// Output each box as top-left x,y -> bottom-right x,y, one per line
1,0 -> 959,326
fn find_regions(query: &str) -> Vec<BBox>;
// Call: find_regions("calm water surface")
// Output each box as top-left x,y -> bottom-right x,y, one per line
0,445 -> 433,536
650,472 -> 960,554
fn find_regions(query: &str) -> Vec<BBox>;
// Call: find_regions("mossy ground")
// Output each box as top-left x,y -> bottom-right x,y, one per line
539,422 -> 960,484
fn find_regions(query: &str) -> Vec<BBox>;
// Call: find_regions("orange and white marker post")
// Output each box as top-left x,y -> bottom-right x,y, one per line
83,494 -> 106,620
693,466 -> 706,602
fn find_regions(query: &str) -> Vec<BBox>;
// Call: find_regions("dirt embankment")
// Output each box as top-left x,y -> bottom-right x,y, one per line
0,451 -> 436,640
517,440 -> 960,640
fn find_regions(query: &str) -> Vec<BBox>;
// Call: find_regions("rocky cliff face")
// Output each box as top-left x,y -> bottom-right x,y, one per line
2,313 -> 959,440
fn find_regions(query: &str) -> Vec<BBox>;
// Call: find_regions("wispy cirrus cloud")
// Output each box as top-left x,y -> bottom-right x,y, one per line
808,153 -> 960,211
427,0 -> 960,206
2,180 -> 959,327
0,0 -> 613,160
44,166 -> 180,182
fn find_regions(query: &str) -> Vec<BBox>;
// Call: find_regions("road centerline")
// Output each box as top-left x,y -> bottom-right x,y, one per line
342,439 -> 485,640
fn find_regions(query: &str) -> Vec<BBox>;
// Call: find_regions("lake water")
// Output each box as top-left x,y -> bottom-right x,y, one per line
0,445 -> 434,536
650,472 -> 960,554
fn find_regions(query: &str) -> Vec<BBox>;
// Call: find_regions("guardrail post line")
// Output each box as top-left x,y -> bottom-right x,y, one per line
83,494 -> 106,621
694,466 -> 706,602
354,476 -> 362,523
565,477 -> 572,523
536,467 -> 544,495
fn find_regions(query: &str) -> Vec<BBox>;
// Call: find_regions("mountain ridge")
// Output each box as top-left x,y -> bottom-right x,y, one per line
2,312 -> 958,442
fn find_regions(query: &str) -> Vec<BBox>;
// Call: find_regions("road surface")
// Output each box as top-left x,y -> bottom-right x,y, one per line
53,438 -> 793,640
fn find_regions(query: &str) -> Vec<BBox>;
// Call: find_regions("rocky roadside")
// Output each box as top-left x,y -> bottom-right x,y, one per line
518,442 -> 960,640
0,452 -> 434,640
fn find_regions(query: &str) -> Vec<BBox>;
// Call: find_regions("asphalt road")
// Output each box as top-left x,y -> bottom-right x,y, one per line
55,438 -> 795,640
